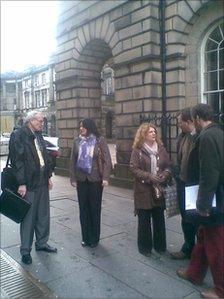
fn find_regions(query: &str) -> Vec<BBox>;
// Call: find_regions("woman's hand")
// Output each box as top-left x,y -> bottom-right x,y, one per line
102,180 -> 109,187
149,175 -> 164,184
158,171 -> 170,183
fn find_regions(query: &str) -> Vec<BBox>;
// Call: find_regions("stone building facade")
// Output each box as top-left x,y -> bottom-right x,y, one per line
55,0 -> 224,185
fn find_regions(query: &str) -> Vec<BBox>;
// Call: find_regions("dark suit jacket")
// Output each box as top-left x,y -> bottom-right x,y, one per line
9,125 -> 51,191
196,123 -> 224,226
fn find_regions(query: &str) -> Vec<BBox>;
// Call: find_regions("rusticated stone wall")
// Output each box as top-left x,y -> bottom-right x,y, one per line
55,0 -> 223,187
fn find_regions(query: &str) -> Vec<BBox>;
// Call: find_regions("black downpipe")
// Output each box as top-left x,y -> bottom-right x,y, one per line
159,0 -> 167,148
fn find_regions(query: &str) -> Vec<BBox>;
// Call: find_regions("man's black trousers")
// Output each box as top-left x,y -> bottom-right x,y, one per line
176,179 -> 198,257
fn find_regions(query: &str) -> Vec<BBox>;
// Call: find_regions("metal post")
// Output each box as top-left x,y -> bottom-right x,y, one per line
159,0 -> 167,148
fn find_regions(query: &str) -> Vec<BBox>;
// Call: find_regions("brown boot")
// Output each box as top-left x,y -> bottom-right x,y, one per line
176,268 -> 202,286
201,289 -> 222,299
170,251 -> 188,260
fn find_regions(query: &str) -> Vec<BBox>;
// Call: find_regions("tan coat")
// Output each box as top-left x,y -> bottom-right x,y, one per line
70,136 -> 112,183
130,145 -> 172,210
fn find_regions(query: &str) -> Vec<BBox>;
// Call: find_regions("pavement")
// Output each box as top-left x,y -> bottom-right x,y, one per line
0,172 -> 214,299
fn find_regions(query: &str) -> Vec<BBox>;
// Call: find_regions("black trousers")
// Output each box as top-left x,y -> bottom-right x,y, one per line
137,208 -> 166,254
77,180 -> 103,245
176,179 -> 198,257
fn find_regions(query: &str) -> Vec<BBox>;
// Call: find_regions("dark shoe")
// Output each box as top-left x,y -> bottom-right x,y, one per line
35,244 -> 57,253
176,268 -> 202,286
90,243 -> 98,248
170,251 -> 188,260
139,250 -> 151,257
201,289 -> 221,299
21,254 -> 32,265
81,241 -> 89,247
155,249 -> 166,255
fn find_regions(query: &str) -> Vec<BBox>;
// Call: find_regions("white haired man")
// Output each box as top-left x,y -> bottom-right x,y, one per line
9,111 -> 57,264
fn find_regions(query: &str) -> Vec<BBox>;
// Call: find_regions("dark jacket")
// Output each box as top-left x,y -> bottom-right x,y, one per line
130,144 -> 172,210
9,125 -> 51,191
70,136 -> 112,183
176,132 -> 199,185
196,123 -> 224,227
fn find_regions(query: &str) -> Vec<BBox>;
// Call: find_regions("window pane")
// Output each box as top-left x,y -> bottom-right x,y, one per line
210,26 -> 222,43
221,91 -> 224,113
205,51 -> 218,71
204,71 -> 218,91
207,92 -> 219,114
205,39 -> 218,51
220,41 -> 224,50
219,70 -> 224,89
219,48 -> 224,69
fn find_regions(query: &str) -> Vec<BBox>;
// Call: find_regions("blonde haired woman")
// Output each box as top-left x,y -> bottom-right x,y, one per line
130,123 -> 172,256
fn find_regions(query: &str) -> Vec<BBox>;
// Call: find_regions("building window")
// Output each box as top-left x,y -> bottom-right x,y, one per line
101,65 -> 114,96
6,83 -> 16,93
106,110 -> 114,138
42,73 -> 46,85
34,75 -> 39,86
202,21 -> 224,114
41,89 -> 47,107
24,79 -> 29,88
35,91 -> 41,108
24,92 -> 30,109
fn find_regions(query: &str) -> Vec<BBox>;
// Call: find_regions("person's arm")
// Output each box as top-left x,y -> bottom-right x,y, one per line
130,149 -> 163,184
9,131 -> 27,196
70,139 -> 77,187
99,137 -> 112,185
159,146 -> 172,182
197,135 -> 220,215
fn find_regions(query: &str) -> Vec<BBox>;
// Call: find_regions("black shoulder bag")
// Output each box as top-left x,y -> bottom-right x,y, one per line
1,154 -> 18,192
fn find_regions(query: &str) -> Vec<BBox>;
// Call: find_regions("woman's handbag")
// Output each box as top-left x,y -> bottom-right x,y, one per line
163,180 -> 179,218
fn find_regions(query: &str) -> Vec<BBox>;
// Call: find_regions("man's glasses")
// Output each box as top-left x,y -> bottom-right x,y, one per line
34,118 -> 44,123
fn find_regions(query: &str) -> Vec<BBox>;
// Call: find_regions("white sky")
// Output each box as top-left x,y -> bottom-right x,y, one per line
1,0 -> 59,73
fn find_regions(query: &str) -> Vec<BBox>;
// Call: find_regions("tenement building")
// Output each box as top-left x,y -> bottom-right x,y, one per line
55,0 -> 224,186
0,72 -> 22,132
0,63 -> 57,136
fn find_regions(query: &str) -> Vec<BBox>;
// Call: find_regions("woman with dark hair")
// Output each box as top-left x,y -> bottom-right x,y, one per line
70,118 -> 112,248
130,123 -> 172,256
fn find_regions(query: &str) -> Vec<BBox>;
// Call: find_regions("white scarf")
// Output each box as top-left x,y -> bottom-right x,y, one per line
143,142 -> 158,175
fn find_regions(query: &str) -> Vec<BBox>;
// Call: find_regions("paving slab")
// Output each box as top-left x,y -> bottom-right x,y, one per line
0,174 -> 215,298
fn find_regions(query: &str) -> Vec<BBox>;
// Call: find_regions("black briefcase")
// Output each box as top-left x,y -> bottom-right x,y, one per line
0,188 -> 31,223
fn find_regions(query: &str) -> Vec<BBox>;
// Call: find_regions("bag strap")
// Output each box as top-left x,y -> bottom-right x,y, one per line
5,152 -> 10,167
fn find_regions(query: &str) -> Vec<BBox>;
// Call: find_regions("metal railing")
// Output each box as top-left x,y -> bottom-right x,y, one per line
140,112 -> 179,157
140,111 -> 224,157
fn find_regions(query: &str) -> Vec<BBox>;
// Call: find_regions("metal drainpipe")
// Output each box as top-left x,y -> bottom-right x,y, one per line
159,0 -> 167,148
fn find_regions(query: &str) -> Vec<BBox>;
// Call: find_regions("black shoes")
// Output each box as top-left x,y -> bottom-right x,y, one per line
81,241 -> 98,248
90,243 -> 98,248
139,250 -> 151,257
21,254 -> 32,265
35,244 -> 57,253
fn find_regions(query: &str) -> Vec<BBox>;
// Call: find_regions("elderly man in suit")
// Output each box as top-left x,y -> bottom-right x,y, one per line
9,111 -> 57,265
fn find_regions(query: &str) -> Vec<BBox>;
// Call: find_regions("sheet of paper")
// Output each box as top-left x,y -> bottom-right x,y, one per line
185,185 -> 216,210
